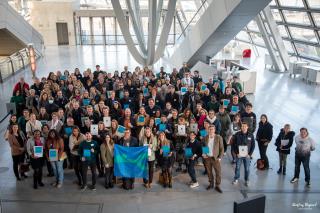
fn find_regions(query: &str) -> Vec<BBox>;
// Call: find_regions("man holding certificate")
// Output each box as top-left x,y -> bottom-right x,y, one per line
202,125 -> 224,193
78,132 -> 99,191
231,122 -> 255,187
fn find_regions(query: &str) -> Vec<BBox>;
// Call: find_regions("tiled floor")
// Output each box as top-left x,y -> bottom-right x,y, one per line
0,46 -> 319,213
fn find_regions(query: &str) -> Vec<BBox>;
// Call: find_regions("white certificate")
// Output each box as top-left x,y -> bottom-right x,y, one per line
90,124 -> 99,135
177,125 -> 186,136
103,116 -> 111,127
238,145 -> 248,157
281,139 -> 289,146
190,123 -> 198,133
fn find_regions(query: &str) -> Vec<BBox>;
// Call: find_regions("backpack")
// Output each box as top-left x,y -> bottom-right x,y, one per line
256,159 -> 265,170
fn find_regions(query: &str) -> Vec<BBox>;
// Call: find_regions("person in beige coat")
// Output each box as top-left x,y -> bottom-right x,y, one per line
7,124 -> 27,180
100,134 -> 114,189
202,125 -> 224,193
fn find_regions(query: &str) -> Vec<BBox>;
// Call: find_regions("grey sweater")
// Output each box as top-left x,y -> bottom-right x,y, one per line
295,135 -> 315,156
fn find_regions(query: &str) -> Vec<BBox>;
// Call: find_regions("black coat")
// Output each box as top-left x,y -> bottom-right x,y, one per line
118,136 -> 139,147
165,92 -> 180,111
275,129 -> 295,154
256,122 -> 273,143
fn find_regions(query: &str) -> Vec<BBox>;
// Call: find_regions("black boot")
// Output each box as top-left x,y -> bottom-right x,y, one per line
33,177 -> 38,189
277,166 -> 282,174
283,167 -> 286,175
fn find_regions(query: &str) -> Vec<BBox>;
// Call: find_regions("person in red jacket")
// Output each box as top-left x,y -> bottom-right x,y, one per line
13,77 -> 30,97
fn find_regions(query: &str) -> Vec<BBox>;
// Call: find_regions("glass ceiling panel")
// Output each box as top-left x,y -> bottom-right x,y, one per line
282,10 -> 311,25
278,0 -> 304,7
289,26 -> 317,43
312,13 -> 320,27
247,20 -> 259,32
277,25 -> 289,37
307,0 -> 320,8
236,31 -> 251,42
271,9 -> 283,21
295,43 -> 320,59
283,40 -> 295,53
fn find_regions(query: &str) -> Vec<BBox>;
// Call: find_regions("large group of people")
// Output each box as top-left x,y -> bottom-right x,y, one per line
4,63 -> 316,192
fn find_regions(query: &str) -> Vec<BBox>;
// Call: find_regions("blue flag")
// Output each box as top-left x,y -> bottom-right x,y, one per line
114,144 -> 148,178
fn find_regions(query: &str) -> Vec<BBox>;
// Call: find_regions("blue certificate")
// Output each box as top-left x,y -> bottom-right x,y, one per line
60,75 -> 67,81
159,124 -> 166,132
185,148 -> 193,158
201,85 -> 207,91
200,129 -> 208,137
123,104 -> 129,109
34,146 -> 43,158
180,87 -> 187,94
64,127 -> 72,136
49,149 -> 58,161
83,149 -> 91,158
82,99 -> 90,106
143,88 -> 149,96
202,146 -> 209,155
119,91 -> 124,99
138,116 -> 145,123
162,145 -> 170,157
223,99 -> 230,107
155,118 -> 161,126
117,125 -> 126,133
231,105 -> 239,113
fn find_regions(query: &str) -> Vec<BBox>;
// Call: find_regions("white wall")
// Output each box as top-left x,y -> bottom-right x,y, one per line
29,0 -> 79,46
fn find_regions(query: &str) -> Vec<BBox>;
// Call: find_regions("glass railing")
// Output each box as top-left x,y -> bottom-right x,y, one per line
0,48 -> 41,82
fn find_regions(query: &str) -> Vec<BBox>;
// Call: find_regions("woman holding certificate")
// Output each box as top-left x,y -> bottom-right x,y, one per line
158,132 -> 174,188
26,130 -> 45,189
45,129 -> 65,188
173,116 -> 189,173
100,134 -> 114,189
7,124 -> 27,181
274,124 -> 295,175
139,127 -> 158,188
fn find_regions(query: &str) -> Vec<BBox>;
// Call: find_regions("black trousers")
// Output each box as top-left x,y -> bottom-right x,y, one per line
96,152 -> 104,175
122,178 -> 135,189
143,161 -> 155,184
294,154 -> 310,182
105,167 -> 114,187
71,154 -> 83,184
12,154 -> 24,178
81,161 -> 97,186
31,158 -> 44,186
258,142 -> 269,168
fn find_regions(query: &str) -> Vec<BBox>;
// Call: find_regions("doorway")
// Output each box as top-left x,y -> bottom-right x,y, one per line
56,23 -> 69,45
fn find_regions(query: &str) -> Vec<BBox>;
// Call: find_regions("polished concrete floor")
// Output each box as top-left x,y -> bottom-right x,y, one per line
0,46 -> 320,213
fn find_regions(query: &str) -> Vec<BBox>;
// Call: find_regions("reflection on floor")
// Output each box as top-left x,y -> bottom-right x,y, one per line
0,46 -> 319,213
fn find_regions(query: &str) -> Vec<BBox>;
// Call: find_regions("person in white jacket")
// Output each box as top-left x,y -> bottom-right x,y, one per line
290,127 -> 315,188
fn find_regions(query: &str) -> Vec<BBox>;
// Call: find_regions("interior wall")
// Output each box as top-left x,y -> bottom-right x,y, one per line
29,0 -> 79,46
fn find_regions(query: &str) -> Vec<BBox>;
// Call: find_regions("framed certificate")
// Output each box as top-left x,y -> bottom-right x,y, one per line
155,118 -> 161,126
83,149 -> 91,158
281,139 -> 289,147
162,145 -> 170,157
190,123 -> 198,133
103,116 -> 111,127
82,99 -> 90,106
238,145 -> 248,157
143,88 -> 149,96
177,125 -> 186,136
200,129 -> 208,137
223,99 -> 230,107
90,124 -> 99,135
137,115 -> 145,123
180,87 -> 187,95
231,105 -> 239,114
64,127 -> 72,136
201,85 -> 207,91
34,146 -> 43,158
185,148 -> 193,158
159,124 -> 166,132
116,125 -> 126,137
202,146 -> 209,155
49,149 -> 58,161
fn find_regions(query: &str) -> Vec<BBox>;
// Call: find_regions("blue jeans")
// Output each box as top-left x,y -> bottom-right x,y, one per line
187,159 -> 197,183
51,161 -> 64,184
234,157 -> 251,181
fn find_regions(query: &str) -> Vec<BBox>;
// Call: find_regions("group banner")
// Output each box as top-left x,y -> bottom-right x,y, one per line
114,144 -> 148,178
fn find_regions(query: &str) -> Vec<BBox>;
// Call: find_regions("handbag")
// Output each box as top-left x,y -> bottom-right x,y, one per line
158,172 -> 164,184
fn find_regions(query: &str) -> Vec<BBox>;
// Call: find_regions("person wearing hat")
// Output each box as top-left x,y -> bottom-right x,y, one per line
185,132 -> 202,188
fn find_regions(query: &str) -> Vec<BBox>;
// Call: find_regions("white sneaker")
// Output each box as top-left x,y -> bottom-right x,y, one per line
190,182 -> 199,188
245,181 -> 249,187
56,183 -> 63,188
290,178 -> 299,183
51,182 -> 57,187
232,179 -> 238,185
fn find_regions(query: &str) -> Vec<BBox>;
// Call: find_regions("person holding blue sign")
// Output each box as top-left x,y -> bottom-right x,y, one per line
202,125 -> 224,193
158,132 -> 174,188
185,132 -> 202,188
227,95 -> 245,120
78,132 -> 99,191
27,130 -> 45,189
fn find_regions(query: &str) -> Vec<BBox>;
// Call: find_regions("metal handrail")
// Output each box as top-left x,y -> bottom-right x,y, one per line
176,0 -> 208,41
